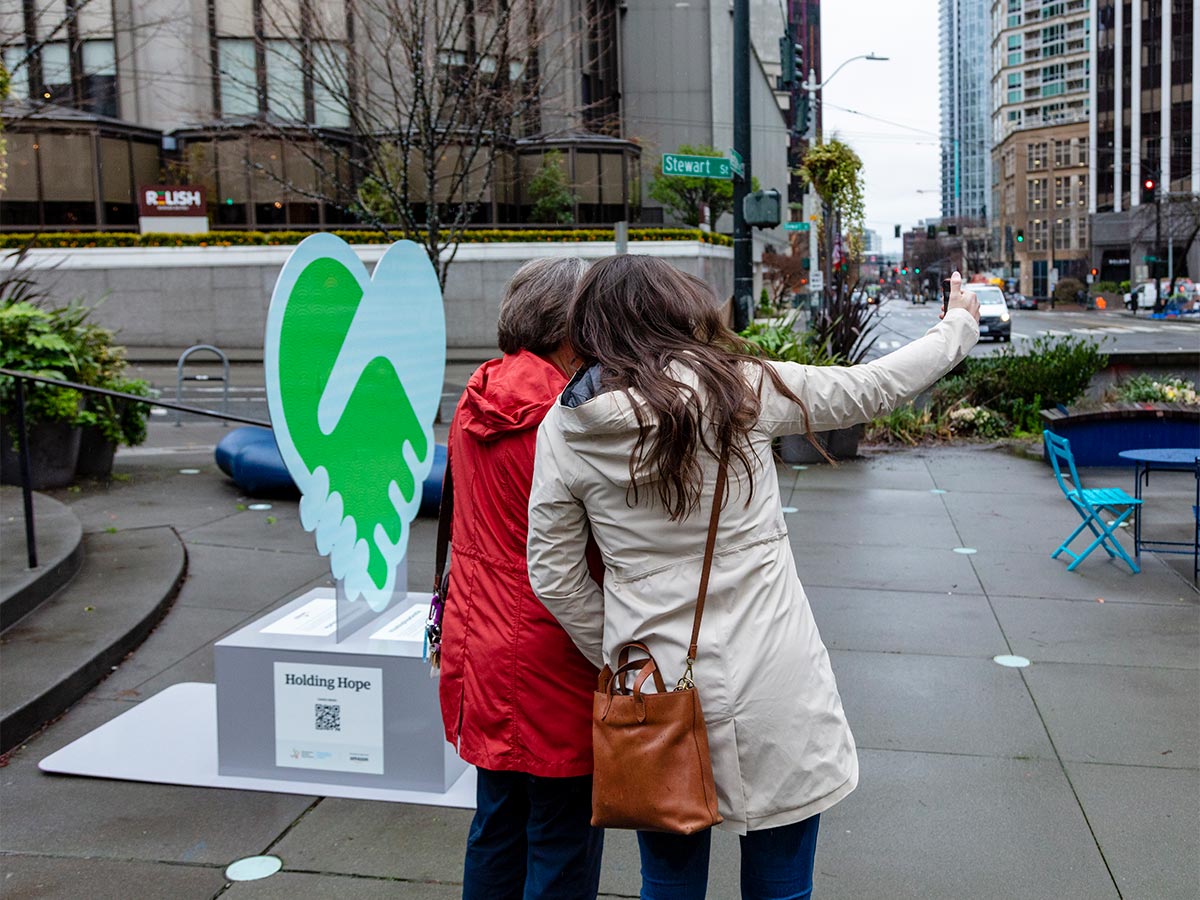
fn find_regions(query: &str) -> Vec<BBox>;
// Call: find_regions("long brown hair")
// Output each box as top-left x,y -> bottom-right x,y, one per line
567,255 -> 819,520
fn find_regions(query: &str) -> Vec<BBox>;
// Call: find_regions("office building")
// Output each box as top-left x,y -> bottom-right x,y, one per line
1,0 -> 789,236
940,0 -> 992,222
990,0 -> 1092,297
1088,0 -> 1198,285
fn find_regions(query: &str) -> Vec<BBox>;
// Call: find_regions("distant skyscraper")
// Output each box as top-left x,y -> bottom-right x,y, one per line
862,228 -> 883,253
940,0 -> 992,221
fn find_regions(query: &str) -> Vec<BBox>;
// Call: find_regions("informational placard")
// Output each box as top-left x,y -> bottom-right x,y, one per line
260,595 -> 337,638
273,661 -> 384,774
368,604 -> 427,643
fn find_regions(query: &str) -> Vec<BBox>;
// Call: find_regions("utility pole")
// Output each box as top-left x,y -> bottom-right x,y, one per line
732,0 -> 752,332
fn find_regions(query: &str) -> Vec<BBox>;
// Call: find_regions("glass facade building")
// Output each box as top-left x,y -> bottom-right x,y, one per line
940,0 -> 993,221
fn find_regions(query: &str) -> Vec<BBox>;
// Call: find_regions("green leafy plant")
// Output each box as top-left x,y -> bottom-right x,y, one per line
865,404 -> 949,446
1053,277 -> 1085,305
807,279 -> 880,365
740,313 -> 840,366
527,151 -> 577,224
796,138 -> 866,257
0,228 -> 734,250
1112,374 -> 1198,405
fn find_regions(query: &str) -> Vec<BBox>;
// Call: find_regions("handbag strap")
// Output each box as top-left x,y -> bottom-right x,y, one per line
681,447 -> 729,684
433,446 -> 454,593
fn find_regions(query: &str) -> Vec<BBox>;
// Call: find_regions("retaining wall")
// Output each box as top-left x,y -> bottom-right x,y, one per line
6,241 -> 734,351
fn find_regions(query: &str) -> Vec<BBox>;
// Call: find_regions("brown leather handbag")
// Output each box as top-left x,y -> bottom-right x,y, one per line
590,458 -> 727,834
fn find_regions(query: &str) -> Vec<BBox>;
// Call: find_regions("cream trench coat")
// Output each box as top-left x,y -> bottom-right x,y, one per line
527,309 -> 979,833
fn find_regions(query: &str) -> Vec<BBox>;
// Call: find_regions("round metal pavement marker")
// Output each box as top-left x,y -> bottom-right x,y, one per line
930,488 -> 947,494
247,503 -> 272,511
225,855 -> 283,882
952,547 -> 977,555
782,506 -> 799,514
178,468 -> 201,475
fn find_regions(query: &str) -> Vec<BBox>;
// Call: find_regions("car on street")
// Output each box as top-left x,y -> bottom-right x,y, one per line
971,285 -> 1011,341
1010,292 -> 1037,310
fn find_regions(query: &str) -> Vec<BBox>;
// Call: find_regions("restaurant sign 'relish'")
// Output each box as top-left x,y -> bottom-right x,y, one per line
138,185 -> 207,217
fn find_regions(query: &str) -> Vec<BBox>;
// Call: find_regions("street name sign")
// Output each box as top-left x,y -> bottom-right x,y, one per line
728,148 -> 745,178
784,221 -> 810,232
809,271 -> 825,290
662,153 -> 732,180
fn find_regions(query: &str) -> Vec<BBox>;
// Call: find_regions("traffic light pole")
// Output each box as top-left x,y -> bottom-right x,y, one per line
732,0 -> 752,332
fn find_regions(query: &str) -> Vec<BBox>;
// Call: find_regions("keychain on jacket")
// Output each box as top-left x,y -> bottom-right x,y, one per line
425,446 -> 454,672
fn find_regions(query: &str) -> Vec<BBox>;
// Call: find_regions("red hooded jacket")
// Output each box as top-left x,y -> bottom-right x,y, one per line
438,350 -> 599,777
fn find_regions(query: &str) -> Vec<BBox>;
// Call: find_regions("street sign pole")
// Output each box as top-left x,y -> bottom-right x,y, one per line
732,0 -> 752,332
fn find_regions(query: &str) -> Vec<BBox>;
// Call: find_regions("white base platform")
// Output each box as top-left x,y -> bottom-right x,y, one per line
38,682 -> 477,808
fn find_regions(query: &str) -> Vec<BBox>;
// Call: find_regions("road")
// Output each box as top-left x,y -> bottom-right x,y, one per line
124,300 -> 1195,443
867,295 -> 1200,359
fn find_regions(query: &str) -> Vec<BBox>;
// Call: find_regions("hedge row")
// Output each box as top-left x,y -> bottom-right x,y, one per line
0,227 -> 733,250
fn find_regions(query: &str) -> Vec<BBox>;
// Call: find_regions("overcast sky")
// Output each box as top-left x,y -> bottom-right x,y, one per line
819,0 -> 942,254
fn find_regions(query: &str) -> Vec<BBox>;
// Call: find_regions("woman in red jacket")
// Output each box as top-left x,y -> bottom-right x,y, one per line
438,257 -> 602,899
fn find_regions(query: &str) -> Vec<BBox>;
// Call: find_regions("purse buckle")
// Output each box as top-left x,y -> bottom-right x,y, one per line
674,656 -> 695,691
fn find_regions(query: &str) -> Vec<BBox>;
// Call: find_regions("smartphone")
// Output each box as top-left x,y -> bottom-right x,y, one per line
941,279 -> 952,314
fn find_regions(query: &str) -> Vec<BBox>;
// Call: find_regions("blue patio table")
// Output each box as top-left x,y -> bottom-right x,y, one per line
1116,447 -> 1200,560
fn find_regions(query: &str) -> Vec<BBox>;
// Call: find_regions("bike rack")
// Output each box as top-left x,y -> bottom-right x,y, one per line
175,344 -> 230,427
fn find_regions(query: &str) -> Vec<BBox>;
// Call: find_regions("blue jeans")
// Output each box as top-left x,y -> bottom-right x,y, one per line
637,815 -> 820,900
462,767 -> 604,900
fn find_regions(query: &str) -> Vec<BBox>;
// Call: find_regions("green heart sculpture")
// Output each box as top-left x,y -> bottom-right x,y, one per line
265,235 -> 446,610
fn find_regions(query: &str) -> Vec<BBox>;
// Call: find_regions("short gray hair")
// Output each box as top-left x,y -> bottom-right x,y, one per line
496,257 -> 589,355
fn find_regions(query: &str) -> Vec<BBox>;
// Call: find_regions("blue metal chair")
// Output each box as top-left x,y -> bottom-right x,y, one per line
1043,430 -> 1142,573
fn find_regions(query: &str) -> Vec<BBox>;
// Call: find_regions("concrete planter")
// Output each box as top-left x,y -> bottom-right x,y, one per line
0,419 -> 83,489
779,424 -> 865,464
1040,403 -> 1200,466
75,426 -> 118,478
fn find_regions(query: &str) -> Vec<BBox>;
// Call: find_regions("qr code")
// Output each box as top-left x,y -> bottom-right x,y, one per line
314,703 -> 341,732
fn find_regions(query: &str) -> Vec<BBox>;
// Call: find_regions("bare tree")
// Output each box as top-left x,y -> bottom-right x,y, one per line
221,0 -> 599,288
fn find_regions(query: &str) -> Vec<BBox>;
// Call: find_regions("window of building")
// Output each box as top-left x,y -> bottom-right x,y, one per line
1075,173 -> 1088,206
1054,140 -> 1070,166
1075,215 -> 1088,248
1008,73 -> 1022,87
1007,51 -> 1023,66
1027,142 -> 1048,169
211,0 -> 350,128
1007,34 -> 1022,49
1028,176 -> 1048,210
1053,218 -> 1070,251
1007,90 -> 1022,104
1008,13 -> 1021,26
1031,217 -> 1048,250
1076,136 -> 1088,166
1008,110 -> 1022,123
218,39 -> 259,116
1054,176 -> 1069,208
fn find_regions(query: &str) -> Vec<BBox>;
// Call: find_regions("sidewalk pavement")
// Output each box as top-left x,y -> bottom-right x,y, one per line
1,429 -> 1196,899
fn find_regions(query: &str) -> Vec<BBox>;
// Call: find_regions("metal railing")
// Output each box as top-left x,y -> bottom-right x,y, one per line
0,367 -> 270,571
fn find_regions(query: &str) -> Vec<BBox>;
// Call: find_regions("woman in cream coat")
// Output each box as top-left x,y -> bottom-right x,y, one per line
528,257 -> 979,898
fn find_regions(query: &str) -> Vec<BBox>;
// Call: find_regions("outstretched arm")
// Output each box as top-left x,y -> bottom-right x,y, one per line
527,412 -> 605,668
761,274 -> 981,437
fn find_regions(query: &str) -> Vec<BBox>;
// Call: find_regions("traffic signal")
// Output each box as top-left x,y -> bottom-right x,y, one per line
926,224 -> 937,239
1015,228 -> 1024,243
795,95 -> 811,138
894,224 -> 901,238
914,266 -> 921,274
901,266 -> 909,275
1141,177 -> 1156,204
777,26 -> 802,90
1090,267 -> 1099,278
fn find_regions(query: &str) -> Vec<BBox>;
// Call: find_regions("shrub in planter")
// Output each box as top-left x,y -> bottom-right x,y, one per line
0,266 -> 151,485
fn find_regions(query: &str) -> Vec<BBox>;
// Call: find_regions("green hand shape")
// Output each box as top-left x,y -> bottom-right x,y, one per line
278,258 -> 428,591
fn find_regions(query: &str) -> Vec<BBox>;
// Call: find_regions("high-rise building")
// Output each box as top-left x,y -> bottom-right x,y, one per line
1088,0 -> 1198,286
990,0 -> 1092,298
940,0 -> 993,222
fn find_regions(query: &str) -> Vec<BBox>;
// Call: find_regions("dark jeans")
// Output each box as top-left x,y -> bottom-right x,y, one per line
462,767 -> 604,900
637,815 -> 820,900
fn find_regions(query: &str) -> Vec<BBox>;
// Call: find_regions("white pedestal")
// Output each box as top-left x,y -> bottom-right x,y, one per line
214,589 -> 467,793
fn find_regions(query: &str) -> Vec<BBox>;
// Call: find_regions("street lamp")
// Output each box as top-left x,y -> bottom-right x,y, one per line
800,53 -> 888,307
